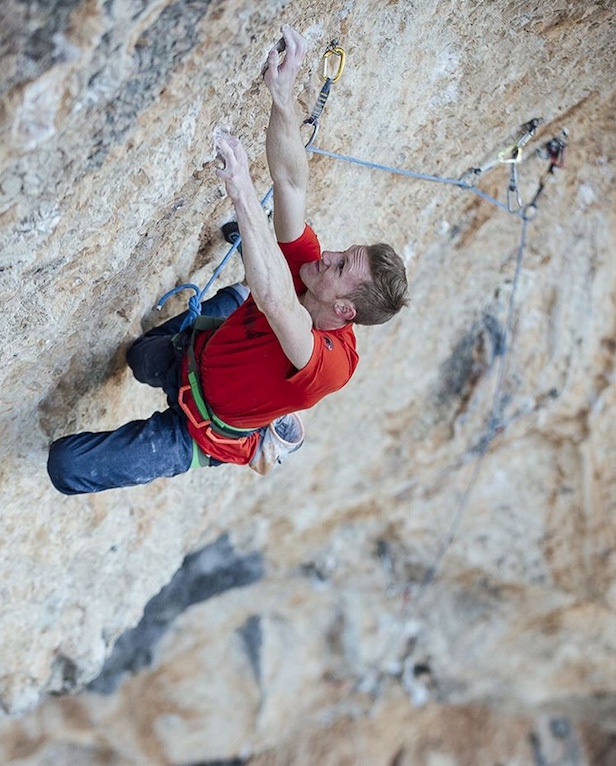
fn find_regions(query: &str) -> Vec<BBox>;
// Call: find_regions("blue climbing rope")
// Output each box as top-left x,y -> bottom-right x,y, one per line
306,145 -> 516,214
156,187 -> 274,331
156,136 -> 547,329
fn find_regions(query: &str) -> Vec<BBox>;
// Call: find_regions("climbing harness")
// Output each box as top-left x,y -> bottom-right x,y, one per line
176,315 -> 258,439
177,314 -> 305,474
301,40 -> 346,146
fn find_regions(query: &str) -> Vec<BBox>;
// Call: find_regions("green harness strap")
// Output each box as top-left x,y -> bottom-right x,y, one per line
183,315 -> 257,440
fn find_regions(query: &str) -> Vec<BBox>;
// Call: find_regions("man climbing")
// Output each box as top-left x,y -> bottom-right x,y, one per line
47,25 -> 409,494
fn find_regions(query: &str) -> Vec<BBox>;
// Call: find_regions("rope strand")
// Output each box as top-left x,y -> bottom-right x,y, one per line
306,145 -> 516,214
156,186 -> 274,330
412,214 -> 531,603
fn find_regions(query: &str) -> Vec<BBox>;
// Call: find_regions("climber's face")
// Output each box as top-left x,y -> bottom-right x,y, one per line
299,244 -> 371,322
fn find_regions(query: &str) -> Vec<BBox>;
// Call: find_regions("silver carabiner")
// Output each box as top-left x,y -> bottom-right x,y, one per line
507,164 -> 523,212
302,119 -> 319,147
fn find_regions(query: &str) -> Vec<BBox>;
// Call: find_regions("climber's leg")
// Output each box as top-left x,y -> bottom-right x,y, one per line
126,284 -> 249,389
47,408 -> 193,495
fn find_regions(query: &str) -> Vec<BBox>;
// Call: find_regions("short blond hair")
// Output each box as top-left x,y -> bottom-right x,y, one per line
346,243 -> 409,325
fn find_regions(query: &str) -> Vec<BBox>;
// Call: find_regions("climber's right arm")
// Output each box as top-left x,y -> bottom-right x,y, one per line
263,25 -> 309,244
216,132 -> 314,371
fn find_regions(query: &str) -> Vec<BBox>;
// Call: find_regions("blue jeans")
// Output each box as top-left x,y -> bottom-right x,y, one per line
47,286 -> 247,495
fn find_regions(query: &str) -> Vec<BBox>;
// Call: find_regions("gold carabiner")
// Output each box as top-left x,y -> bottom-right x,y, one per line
321,44 -> 345,83
497,143 -> 523,165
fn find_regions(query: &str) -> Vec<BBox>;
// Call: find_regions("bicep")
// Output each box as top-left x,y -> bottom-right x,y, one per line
272,180 -> 307,244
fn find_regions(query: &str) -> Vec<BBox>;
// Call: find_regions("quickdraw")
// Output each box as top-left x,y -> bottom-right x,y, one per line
302,40 -> 346,146
537,129 -> 568,169
524,128 -> 568,217
459,118 -> 543,212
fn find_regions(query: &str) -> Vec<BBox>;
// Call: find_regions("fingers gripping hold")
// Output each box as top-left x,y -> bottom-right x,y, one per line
262,24 -> 307,84
214,132 -> 250,200
261,36 -> 286,77
215,133 -> 232,177
282,24 -> 308,60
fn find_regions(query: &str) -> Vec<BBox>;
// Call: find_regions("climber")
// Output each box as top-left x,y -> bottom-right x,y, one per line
47,25 -> 409,494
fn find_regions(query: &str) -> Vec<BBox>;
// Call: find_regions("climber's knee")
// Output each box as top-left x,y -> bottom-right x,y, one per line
47,435 -> 86,495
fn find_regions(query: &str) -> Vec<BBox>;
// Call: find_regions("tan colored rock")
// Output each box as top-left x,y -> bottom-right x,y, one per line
0,0 -> 615,762
1,582 -> 612,764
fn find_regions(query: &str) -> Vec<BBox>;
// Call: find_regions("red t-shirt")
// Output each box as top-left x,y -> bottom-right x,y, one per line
182,225 -> 359,463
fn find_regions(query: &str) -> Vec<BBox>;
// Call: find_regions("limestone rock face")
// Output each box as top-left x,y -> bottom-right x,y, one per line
1,0 -> 615,763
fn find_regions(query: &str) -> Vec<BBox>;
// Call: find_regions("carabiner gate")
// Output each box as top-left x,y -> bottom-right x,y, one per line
301,118 -> 319,147
321,44 -> 345,83
507,164 -> 523,213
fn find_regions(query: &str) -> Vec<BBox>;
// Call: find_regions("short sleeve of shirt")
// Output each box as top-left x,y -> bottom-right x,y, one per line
278,225 -> 321,292
288,326 -> 359,396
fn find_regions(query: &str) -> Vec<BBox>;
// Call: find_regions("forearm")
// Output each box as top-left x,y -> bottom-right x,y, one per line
232,184 -> 296,314
216,127 -> 313,369
266,101 -> 308,189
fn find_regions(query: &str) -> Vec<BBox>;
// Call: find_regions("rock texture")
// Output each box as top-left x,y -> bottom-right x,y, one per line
1,0 -> 615,763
